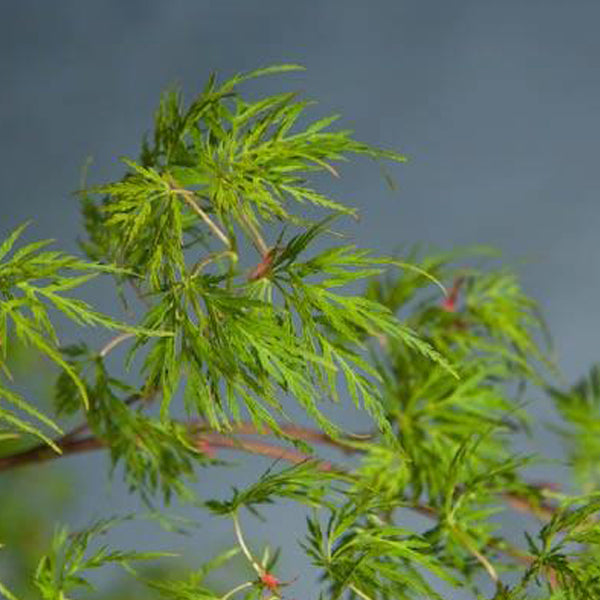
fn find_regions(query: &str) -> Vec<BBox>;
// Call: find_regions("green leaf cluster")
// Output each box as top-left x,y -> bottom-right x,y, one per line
2,65 -> 600,600
0,224 -> 155,450
548,365 -> 600,491
33,517 -> 173,600
77,64 -> 433,452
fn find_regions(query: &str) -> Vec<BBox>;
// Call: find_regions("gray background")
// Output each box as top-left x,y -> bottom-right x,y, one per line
1,1 -> 599,598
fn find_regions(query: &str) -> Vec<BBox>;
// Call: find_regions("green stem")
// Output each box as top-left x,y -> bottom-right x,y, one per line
232,511 -> 263,575
220,581 -> 254,600
349,583 -> 374,600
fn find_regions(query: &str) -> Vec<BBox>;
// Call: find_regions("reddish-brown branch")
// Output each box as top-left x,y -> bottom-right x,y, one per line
0,418 -> 561,588
0,428 -> 338,472
197,433 -> 337,471
503,489 -> 556,522
41,390 -> 154,447
0,411 -> 560,558
0,435 -> 103,470
192,420 -> 368,454
0,415 -> 558,524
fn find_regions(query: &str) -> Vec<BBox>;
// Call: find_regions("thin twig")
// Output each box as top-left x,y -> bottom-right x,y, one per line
99,332 -> 136,358
169,181 -> 230,248
191,250 -> 237,278
239,211 -> 268,257
454,528 -> 499,584
220,581 -> 254,600
349,583 -> 374,600
192,420 -> 364,454
0,425 -> 339,473
197,434 -> 337,472
233,511 -> 263,575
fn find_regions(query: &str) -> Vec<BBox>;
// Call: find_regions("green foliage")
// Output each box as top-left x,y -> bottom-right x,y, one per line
511,494 -> 600,598
133,548 -> 240,600
1,65 -> 599,600
0,224 -> 165,451
33,517 -> 173,600
303,496 -> 460,600
53,342 -> 212,503
205,459 -> 332,516
548,365 -> 600,491
77,63 -> 445,449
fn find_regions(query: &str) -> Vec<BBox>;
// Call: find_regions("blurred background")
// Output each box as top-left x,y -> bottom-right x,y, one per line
1,1 -> 599,598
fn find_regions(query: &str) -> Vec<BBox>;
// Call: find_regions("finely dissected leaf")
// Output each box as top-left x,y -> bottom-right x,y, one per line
33,516 -> 176,600
511,495 -> 600,597
303,498 -> 459,600
0,386 -> 62,452
58,353 -> 209,503
0,579 -> 20,600
3,66 -> 591,600
0,221 -> 32,262
77,66 -> 460,450
133,547 -> 240,600
0,223 -> 171,449
206,460 -> 335,515
548,364 -> 600,490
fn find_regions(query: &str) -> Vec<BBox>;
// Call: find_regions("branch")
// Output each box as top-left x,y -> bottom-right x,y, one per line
0,391 -> 153,471
197,433 -> 337,472
0,435 -> 102,470
192,419 -> 367,454
0,414 -> 557,522
0,416 -> 558,589
99,332 -> 136,358
0,428 -> 339,473
168,179 -> 231,248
